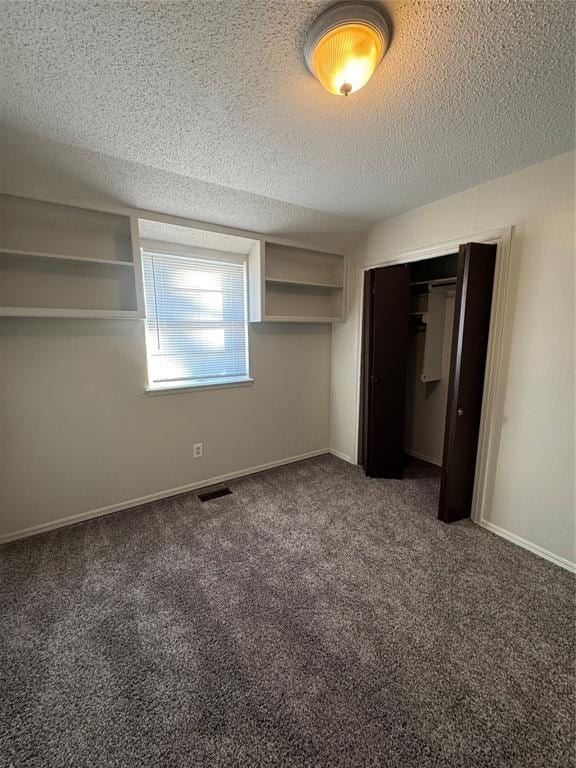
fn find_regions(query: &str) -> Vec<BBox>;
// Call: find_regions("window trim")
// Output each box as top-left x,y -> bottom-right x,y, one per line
140,239 -> 247,265
145,376 -> 254,396
141,241 -> 251,393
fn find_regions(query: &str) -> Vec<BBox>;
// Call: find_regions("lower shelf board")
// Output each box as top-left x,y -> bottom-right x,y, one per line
258,315 -> 344,323
265,277 -> 343,289
0,307 -> 144,319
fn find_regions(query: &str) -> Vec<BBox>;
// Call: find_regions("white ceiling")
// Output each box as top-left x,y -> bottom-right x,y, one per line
0,125 -> 365,250
1,0 -> 574,225
138,219 -> 256,255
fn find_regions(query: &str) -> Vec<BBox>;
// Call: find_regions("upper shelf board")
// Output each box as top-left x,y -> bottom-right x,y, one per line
0,247 -> 135,268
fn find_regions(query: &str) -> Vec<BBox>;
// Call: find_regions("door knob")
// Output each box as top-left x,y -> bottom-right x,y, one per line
457,408 -> 464,416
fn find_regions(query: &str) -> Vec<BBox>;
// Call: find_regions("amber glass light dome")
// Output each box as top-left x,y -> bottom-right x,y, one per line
305,3 -> 390,97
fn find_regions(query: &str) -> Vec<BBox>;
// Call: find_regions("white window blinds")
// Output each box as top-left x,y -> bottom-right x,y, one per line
142,248 -> 250,389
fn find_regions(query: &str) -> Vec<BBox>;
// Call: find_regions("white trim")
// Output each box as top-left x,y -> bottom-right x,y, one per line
0,449 -> 330,545
353,226 -> 513,526
476,520 -> 576,574
130,216 -> 146,317
404,449 -> 442,467
140,239 -> 248,264
145,377 -> 254,395
329,448 -> 355,463
362,226 -> 511,269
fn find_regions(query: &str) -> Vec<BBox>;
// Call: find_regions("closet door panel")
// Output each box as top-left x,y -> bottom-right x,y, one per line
359,270 -> 373,467
439,242 -> 496,522
364,264 -> 410,478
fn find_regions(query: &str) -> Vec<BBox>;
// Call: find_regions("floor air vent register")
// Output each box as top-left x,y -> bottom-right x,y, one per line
197,487 -> 232,502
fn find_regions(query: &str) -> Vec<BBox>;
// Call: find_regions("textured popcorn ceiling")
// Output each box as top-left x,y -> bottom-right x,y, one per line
139,220 -> 256,254
0,126 -> 365,248
1,0 -> 574,225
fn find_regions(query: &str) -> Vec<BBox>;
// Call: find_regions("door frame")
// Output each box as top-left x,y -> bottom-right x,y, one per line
353,225 -> 513,524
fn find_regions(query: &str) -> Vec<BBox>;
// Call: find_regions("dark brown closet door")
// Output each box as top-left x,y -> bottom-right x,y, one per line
439,242 -> 497,523
362,264 -> 410,478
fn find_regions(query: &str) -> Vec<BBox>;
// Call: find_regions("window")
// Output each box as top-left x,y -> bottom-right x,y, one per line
141,246 -> 250,391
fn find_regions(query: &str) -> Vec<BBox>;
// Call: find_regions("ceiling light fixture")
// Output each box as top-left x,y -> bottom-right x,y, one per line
305,2 -> 390,97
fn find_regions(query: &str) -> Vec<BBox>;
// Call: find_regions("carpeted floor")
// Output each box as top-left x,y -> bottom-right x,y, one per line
1,455 -> 574,768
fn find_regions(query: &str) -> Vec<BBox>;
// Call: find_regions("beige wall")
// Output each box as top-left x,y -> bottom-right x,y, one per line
330,152 -> 575,566
0,318 -> 331,538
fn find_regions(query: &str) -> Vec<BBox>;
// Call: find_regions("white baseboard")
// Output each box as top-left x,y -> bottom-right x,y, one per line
476,519 -> 576,574
329,448 -> 355,464
0,449 -> 330,545
404,448 -> 442,467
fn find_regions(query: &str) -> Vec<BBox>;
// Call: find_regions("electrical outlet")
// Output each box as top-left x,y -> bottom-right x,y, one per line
193,442 -> 203,459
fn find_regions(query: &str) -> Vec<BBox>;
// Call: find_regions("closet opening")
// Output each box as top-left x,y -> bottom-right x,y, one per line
404,253 -> 457,489
359,242 -> 497,523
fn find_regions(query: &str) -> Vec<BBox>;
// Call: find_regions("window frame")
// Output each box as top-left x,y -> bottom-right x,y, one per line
140,239 -> 253,395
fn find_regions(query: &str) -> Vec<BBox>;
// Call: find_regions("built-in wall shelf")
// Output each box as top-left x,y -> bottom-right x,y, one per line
0,194 -> 346,323
0,194 -> 145,319
0,307 -> 144,319
265,277 -> 343,289
0,247 -> 136,268
249,241 -> 346,323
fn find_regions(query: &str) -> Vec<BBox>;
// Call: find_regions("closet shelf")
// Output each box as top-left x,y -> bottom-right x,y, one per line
0,247 -> 135,268
265,277 -> 343,289
410,277 -> 456,288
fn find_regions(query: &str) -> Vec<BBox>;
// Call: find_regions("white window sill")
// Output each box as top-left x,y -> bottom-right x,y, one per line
145,377 -> 254,396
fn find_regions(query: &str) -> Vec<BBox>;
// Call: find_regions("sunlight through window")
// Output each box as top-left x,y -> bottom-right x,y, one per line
142,250 -> 250,390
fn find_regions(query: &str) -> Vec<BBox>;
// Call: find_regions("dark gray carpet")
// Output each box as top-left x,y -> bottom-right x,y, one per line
1,455 -> 574,768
